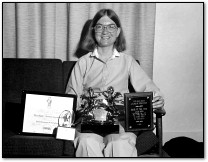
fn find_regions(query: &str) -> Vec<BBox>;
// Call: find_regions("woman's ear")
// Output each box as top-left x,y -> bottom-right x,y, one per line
116,28 -> 121,37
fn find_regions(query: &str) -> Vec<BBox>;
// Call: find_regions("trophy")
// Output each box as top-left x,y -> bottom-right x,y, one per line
56,110 -> 76,140
80,86 -> 121,136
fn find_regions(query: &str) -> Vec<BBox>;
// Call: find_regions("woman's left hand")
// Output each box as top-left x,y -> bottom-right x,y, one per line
152,92 -> 165,109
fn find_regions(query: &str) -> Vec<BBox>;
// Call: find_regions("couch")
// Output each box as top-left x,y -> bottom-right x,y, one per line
2,58 -> 76,157
2,58 -> 166,157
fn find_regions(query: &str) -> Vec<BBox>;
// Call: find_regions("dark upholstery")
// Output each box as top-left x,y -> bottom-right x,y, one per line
2,135 -> 74,157
62,61 -> 76,91
136,131 -> 159,156
3,59 -> 64,107
2,58 -> 74,157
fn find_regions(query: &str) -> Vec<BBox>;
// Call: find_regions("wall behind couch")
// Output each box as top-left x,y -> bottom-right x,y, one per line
153,3 -> 203,143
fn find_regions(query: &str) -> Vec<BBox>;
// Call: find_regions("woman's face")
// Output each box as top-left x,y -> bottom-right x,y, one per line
94,15 -> 120,48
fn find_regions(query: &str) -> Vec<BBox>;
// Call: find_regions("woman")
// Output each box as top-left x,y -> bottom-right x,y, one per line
66,9 -> 164,157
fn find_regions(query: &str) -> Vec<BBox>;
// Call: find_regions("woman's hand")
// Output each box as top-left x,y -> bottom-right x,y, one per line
152,92 -> 165,109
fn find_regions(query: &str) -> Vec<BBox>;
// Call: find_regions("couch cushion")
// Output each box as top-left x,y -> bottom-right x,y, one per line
136,131 -> 159,156
2,135 -> 74,157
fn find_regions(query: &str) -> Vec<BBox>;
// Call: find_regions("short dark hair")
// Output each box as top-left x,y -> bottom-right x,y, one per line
81,9 -> 126,52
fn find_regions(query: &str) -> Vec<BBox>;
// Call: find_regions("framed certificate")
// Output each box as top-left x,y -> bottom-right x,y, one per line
124,92 -> 154,132
21,90 -> 77,136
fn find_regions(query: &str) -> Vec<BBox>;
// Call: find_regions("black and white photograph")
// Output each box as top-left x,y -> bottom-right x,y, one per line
2,2 -> 204,158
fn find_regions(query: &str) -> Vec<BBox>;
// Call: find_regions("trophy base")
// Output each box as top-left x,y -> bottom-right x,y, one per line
81,122 -> 119,136
56,126 -> 75,140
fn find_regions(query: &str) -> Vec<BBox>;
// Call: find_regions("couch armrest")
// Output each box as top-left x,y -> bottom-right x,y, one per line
154,108 -> 166,156
154,108 -> 166,117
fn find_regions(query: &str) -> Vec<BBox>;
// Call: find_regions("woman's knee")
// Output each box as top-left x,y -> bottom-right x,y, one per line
77,135 -> 92,145
75,133 -> 103,147
106,133 -> 137,146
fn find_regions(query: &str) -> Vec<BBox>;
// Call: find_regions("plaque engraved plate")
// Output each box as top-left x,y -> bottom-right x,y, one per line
124,92 -> 154,131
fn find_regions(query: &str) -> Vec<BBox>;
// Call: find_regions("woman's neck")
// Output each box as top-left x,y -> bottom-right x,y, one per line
97,46 -> 114,58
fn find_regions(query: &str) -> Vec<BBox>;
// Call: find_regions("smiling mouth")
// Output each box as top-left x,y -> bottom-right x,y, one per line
101,36 -> 110,39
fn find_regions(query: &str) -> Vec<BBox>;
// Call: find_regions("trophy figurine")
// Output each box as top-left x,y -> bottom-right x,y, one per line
58,110 -> 74,127
80,86 -> 122,136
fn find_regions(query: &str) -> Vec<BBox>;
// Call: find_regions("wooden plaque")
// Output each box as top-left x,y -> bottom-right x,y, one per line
124,92 -> 154,131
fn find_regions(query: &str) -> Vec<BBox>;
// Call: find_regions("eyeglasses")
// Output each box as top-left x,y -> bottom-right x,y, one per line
94,24 -> 118,33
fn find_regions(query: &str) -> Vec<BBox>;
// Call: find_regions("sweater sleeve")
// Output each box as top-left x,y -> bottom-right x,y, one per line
129,58 -> 160,93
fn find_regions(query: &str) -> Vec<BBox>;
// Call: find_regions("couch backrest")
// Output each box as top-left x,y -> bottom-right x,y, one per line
3,58 -> 64,104
62,61 -> 76,92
